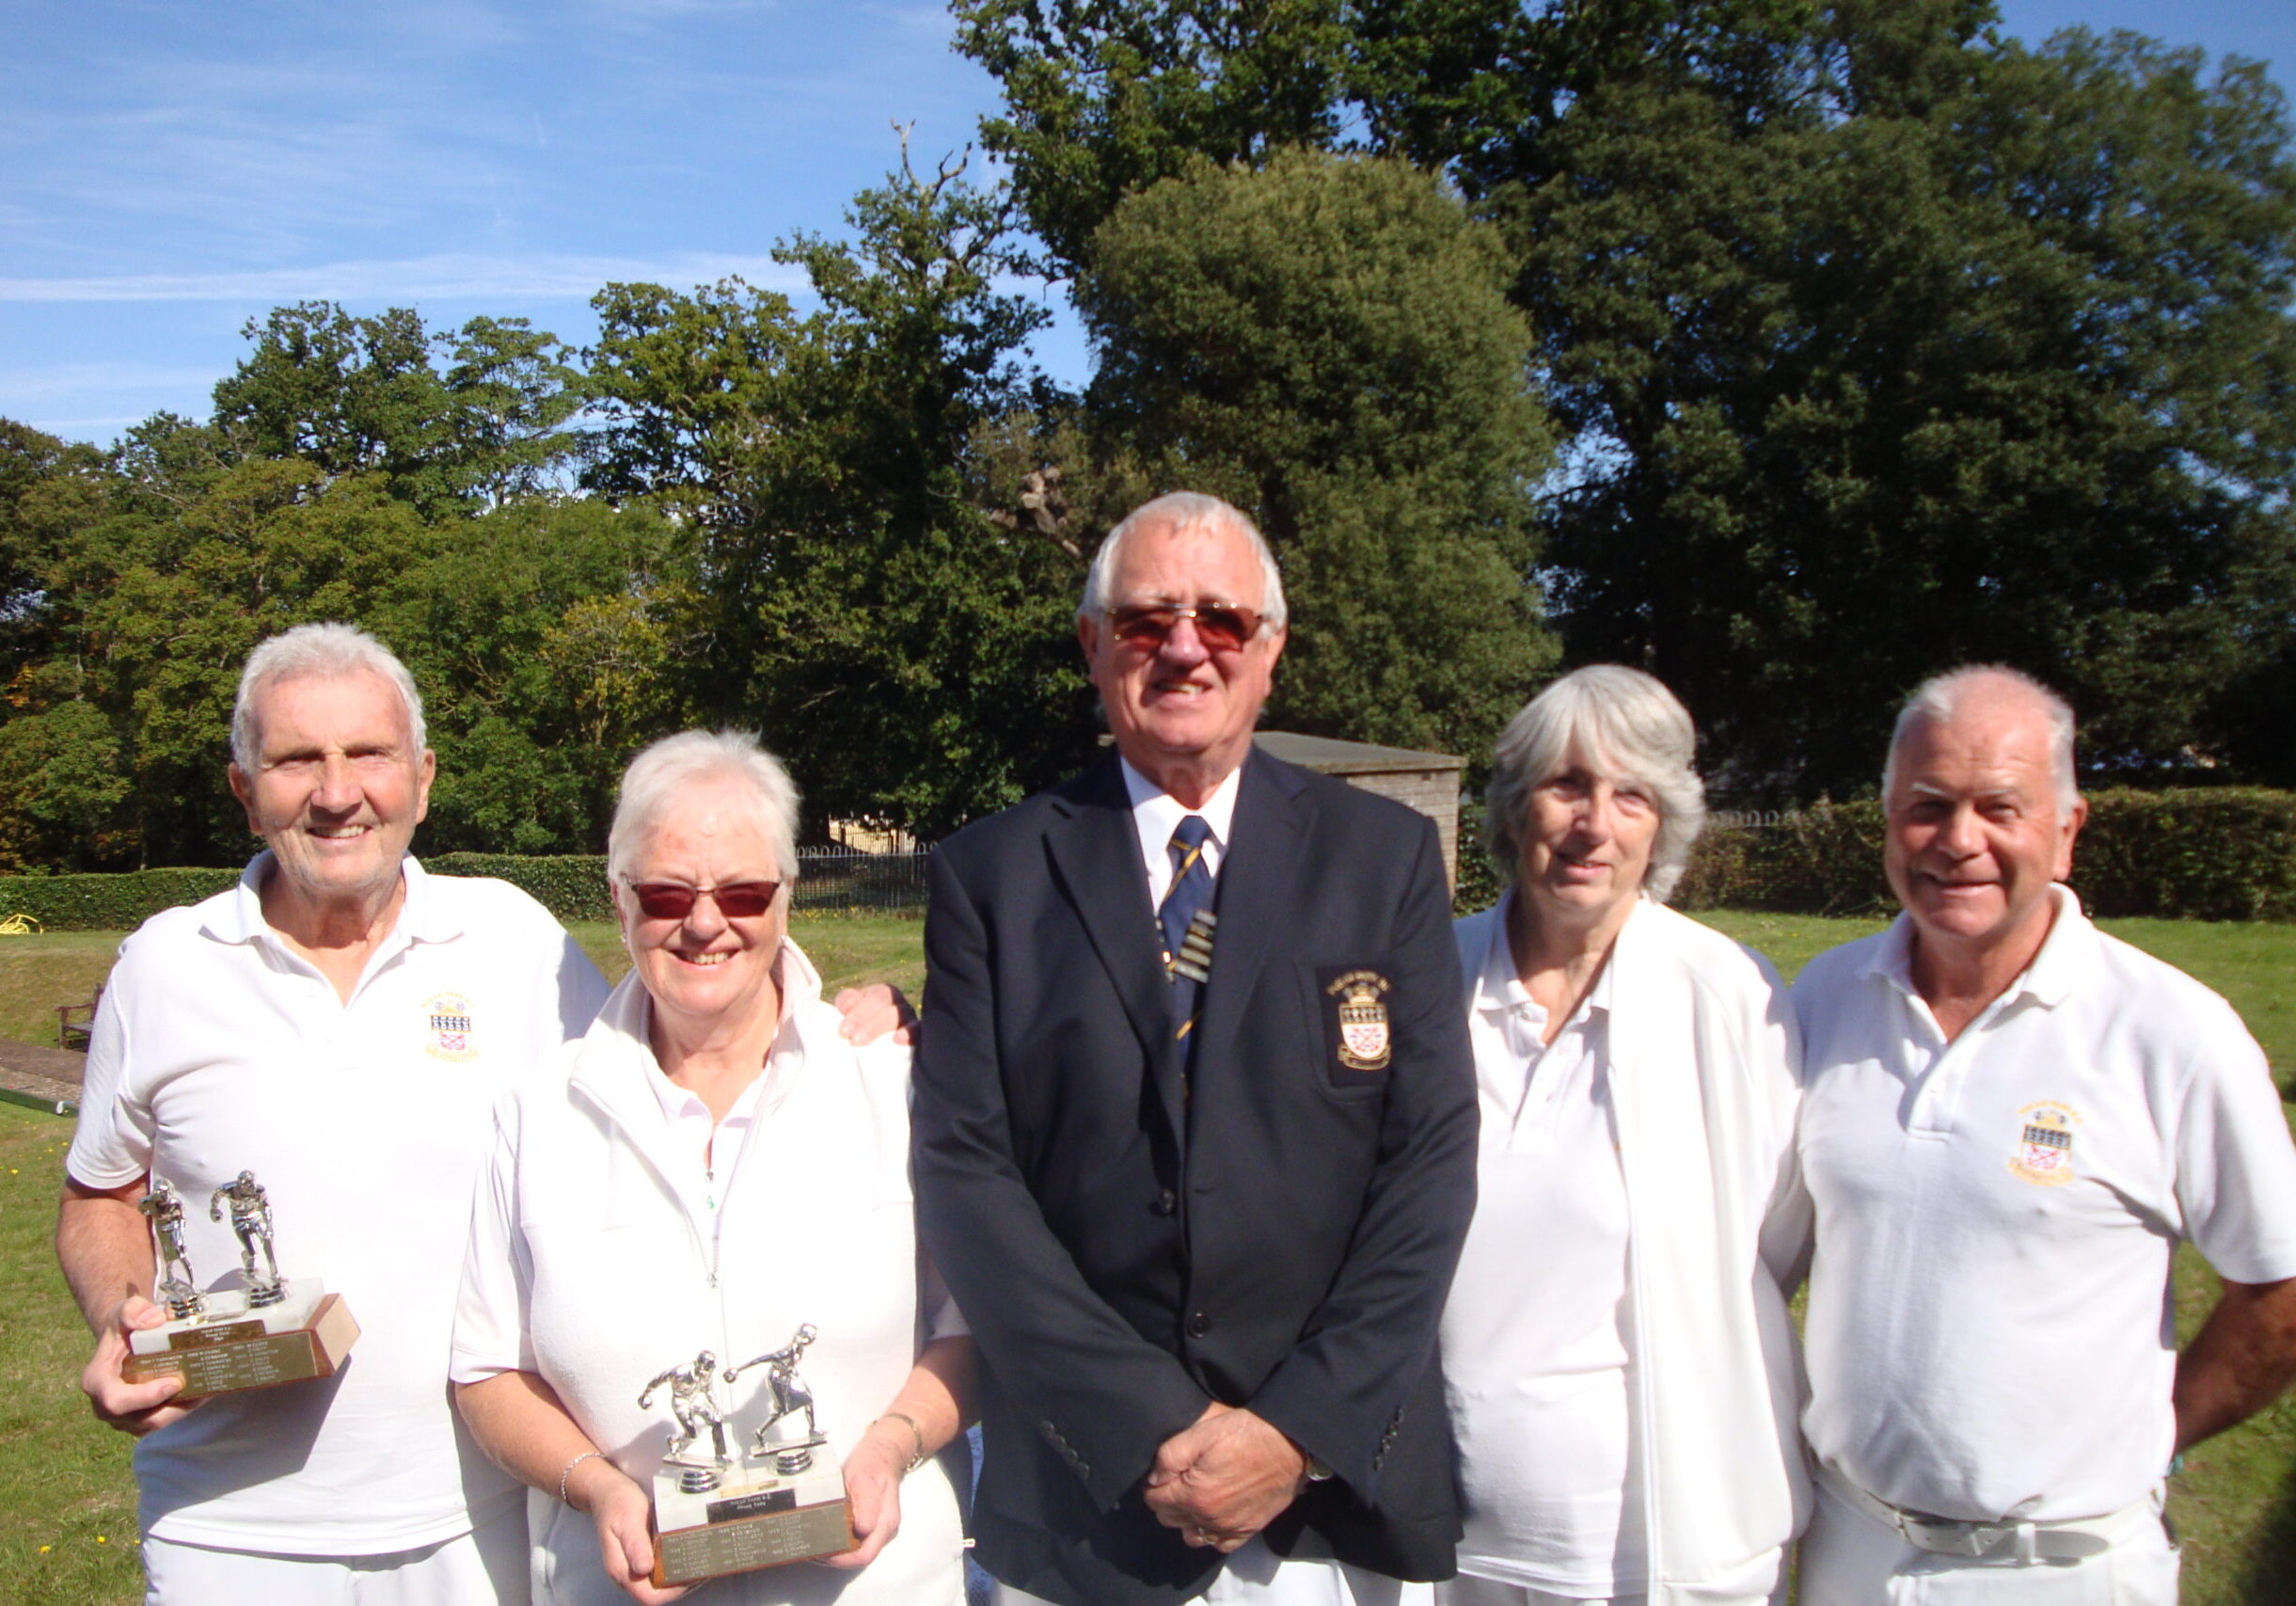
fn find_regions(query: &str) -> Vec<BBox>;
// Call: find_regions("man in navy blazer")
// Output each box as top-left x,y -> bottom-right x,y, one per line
913,492 -> 1479,1606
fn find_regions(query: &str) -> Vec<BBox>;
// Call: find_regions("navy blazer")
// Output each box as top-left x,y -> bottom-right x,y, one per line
913,751 -> 1478,1606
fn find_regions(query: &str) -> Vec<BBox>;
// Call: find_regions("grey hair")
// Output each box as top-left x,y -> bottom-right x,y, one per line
1883,664 -> 2080,812
231,623 -> 427,773
1483,665 -> 1707,904
1078,492 -> 1289,632
607,730 -> 802,888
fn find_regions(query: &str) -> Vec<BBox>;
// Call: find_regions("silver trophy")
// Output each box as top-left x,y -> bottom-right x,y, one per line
643,1324 -> 851,1587
122,1169 -> 358,1399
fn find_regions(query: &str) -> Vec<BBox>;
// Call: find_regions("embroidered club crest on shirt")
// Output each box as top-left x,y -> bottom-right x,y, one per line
1326,970 -> 1393,1073
2008,1099 -> 2080,1186
424,992 -> 478,1062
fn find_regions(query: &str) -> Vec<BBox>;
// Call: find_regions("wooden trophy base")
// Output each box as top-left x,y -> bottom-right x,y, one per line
650,1439 -> 851,1587
122,1281 -> 359,1400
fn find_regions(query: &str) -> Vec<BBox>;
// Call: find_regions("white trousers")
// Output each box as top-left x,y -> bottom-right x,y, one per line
1799,1475 -> 2178,1606
1435,1578 -> 1647,1606
141,1503 -> 527,1605
994,1536 -> 1434,1606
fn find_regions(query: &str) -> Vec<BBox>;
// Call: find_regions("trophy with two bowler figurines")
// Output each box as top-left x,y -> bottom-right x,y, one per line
641,1323 -> 853,1587
119,1170 -> 359,1399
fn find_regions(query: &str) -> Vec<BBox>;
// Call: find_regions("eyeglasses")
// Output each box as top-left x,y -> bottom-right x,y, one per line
1105,603 -> 1266,654
622,880 -> 783,920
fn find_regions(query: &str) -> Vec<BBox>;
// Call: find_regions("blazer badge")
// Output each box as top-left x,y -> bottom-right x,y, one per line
1326,969 -> 1393,1073
424,992 -> 478,1063
2008,1099 -> 2080,1186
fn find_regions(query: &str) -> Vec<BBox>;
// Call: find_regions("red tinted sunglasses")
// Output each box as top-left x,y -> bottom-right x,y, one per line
1106,603 -> 1265,654
623,880 -> 782,920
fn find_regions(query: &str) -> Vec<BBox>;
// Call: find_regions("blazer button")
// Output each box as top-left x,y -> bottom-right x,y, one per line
1186,1312 -> 1211,1339
1152,1189 -> 1178,1216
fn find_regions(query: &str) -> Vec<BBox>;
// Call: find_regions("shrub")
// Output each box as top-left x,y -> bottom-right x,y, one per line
1672,789 -> 2296,920
424,853 -> 615,922
0,867 -> 243,931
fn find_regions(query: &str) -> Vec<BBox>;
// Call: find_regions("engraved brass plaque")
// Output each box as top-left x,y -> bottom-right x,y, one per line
169,1320 -> 264,1349
127,1331 -> 322,1397
656,1500 -> 850,1585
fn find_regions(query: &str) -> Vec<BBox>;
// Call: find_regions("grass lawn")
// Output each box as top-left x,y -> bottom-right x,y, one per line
0,909 -> 2289,1600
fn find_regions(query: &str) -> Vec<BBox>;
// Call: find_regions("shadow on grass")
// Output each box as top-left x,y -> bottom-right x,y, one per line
2240,1464 -> 2296,1602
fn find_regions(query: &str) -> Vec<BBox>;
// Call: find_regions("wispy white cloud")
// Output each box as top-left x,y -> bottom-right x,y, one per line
0,252 -> 812,304
0,360 -> 226,407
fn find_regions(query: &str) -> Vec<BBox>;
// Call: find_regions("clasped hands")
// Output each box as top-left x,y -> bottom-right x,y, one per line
1143,1402 -> 1312,1552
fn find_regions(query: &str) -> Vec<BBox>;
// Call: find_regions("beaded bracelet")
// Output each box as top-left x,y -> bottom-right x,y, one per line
557,1448 -> 605,1506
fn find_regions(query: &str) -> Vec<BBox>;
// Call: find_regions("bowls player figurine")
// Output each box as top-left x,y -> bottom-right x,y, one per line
726,1323 -> 824,1475
138,1178 -> 204,1319
641,1349 -> 735,1494
209,1169 -> 286,1309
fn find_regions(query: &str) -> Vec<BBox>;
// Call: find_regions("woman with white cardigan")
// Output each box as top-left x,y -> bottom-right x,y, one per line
1441,667 -> 1810,1606
451,731 -> 971,1605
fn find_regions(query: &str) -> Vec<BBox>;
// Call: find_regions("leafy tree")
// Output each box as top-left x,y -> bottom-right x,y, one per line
954,0 -> 1356,271
581,278 -> 811,535
962,0 -> 2296,794
1079,148 -> 1557,757
380,497 -> 690,855
584,148 -> 1091,836
213,303 -> 586,517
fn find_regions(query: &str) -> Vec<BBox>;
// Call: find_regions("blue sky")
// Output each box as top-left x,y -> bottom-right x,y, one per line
4,0 -> 2289,446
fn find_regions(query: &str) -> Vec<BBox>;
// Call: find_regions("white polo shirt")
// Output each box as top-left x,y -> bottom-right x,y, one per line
1795,885 -> 2296,1524
67,855 -> 610,1556
1446,899 -> 1644,1594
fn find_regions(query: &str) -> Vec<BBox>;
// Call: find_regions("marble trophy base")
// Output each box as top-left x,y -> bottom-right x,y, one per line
122,1280 -> 359,1400
650,1436 -> 850,1587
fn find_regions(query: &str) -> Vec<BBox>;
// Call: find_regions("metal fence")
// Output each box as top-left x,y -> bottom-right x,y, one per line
793,847 -> 931,914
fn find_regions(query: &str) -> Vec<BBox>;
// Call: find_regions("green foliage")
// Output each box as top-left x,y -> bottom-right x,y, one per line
954,0 -> 1356,272
213,303 -> 586,517
0,867 -> 241,930
1668,789 -> 2296,919
585,149 -> 1094,838
1081,149 -> 1559,757
961,0 -> 2296,798
384,497 -> 690,856
2069,789 -> 2296,922
422,853 -> 618,922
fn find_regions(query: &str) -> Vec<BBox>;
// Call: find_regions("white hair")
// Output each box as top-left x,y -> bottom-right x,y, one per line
1883,664 -> 2079,812
607,729 -> 802,887
1483,664 -> 1707,904
1078,491 -> 1289,632
231,623 -> 427,773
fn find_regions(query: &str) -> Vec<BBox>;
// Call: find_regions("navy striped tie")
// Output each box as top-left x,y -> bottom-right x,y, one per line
1160,816 -> 1217,1042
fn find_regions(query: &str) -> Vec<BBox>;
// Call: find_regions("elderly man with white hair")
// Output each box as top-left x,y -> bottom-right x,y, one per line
914,491 -> 1477,1606
57,622 -> 611,1603
1794,664 -> 2296,1604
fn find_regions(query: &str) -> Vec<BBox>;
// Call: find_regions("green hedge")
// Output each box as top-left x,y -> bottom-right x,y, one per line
0,867 -> 243,930
1666,788 -> 2296,921
15,787 -> 2296,930
424,853 -> 616,922
1456,788 -> 2296,921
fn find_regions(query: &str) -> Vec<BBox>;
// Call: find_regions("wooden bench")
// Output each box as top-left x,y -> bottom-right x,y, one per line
57,983 -> 102,1052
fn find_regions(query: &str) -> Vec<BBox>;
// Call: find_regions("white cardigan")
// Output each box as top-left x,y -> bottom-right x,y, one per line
1450,898 -> 1812,1606
452,943 -> 965,1606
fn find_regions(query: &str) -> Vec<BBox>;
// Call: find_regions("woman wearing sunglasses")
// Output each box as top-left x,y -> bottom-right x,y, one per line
1439,667 -> 1809,1606
450,730 -> 972,1605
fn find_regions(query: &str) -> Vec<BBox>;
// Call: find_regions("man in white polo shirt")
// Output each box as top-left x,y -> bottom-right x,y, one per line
1794,664 -> 2296,1603
56,623 -> 610,1602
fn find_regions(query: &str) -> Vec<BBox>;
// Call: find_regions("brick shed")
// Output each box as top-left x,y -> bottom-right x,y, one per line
1253,731 -> 1466,889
